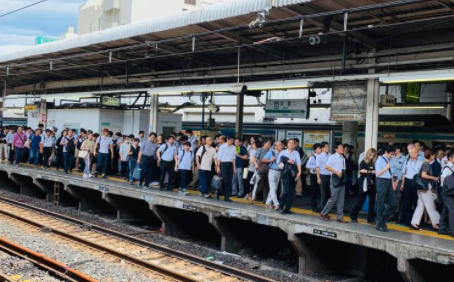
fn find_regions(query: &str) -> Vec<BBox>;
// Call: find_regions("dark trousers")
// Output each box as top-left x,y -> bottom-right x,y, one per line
317,175 -> 331,211
403,179 -> 418,226
97,153 -> 109,175
63,152 -> 75,172
140,155 -> 157,186
43,147 -> 52,168
121,161 -> 128,177
310,173 -> 319,210
160,160 -> 175,191
439,191 -> 454,235
199,169 -> 212,194
376,178 -> 397,228
221,162 -> 234,200
179,169 -> 191,189
351,181 -> 376,222
14,147 -> 25,165
279,173 -> 297,212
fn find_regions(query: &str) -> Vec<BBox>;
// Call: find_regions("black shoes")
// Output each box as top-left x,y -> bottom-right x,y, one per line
376,226 -> 388,232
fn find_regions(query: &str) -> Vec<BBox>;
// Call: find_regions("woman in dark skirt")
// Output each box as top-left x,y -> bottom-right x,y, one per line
350,148 -> 377,225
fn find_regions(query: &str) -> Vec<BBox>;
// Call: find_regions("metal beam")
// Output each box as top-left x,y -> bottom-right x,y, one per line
285,5 -> 376,48
197,23 -> 282,60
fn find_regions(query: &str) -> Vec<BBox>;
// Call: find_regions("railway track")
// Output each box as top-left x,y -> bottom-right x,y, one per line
0,236 -> 97,282
0,196 -> 276,282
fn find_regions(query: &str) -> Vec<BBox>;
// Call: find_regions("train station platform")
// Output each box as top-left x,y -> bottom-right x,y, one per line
0,162 -> 453,282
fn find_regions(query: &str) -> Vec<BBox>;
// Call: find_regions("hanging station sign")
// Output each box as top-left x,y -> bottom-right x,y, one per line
265,99 -> 308,118
330,81 -> 367,121
101,97 -> 120,107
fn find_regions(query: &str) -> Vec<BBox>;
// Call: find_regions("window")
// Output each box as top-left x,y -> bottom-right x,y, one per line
184,0 -> 197,5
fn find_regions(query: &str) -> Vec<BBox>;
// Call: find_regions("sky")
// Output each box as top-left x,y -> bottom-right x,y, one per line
0,0 -> 83,53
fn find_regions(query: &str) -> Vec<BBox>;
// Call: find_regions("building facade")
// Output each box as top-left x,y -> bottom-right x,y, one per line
78,0 -> 231,35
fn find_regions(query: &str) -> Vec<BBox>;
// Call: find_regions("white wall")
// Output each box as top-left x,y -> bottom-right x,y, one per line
99,109 -> 125,133
122,110 -> 150,135
157,113 -> 182,135
47,109 -> 101,135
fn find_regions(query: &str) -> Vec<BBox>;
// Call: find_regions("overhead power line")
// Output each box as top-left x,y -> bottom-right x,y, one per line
0,0 -> 48,19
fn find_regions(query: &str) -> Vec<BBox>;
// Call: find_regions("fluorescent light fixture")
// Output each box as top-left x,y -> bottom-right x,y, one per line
149,84 -> 231,95
382,106 -> 445,109
46,93 -> 94,100
380,71 -> 454,84
248,80 -> 312,91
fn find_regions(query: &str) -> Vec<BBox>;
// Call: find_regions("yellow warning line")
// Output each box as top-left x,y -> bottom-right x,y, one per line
18,163 -> 454,241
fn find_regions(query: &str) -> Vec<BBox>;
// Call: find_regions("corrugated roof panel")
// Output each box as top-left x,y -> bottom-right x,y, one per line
273,0 -> 313,7
0,0 -> 314,64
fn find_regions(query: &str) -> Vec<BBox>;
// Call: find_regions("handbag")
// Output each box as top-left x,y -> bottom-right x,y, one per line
78,150 -> 88,159
412,174 -> 428,190
257,163 -> 270,176
332,170 -> 346,188
133,168 -> 142,180
211,175 -> 223,191
243,168 -> 248,179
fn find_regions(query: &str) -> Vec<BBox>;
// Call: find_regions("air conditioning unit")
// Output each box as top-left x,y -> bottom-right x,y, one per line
380,94 -> 395,106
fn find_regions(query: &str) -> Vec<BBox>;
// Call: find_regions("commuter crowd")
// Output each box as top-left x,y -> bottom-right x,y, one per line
0,125 -> 453,237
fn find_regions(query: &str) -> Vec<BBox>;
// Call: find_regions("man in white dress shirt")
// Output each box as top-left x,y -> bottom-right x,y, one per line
217,137 -> 236,202
320,143 -> 348,223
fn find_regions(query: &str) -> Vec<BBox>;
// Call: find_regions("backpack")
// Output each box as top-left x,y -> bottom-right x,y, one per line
66,137 -> 75,153
198,145 -> 207,164
77,138 -> 84,150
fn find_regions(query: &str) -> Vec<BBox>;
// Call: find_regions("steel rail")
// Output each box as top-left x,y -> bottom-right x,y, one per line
0,195 -> 277,282
0,272 -> 15,282
0,236 -> 98,282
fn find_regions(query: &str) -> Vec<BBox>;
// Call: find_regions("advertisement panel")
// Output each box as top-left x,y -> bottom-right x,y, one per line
303,131 -> 331,154
331,81 -> 367,121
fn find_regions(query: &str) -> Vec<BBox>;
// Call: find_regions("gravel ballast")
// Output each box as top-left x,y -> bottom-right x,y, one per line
0,190 -> 352,282
0,216 -> 168,282
0,249 -> 64,282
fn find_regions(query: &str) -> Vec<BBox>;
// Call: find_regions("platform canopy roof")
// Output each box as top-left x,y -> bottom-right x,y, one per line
2,0 -> 454,96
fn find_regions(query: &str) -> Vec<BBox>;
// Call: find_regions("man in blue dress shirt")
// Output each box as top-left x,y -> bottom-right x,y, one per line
375,146 -> 397,232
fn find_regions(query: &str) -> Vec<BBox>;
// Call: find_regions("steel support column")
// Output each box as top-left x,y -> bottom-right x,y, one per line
149,94 -> 159,134
235,47 -> 244,138
365,79 -> 380,151
342,121 -> 358,147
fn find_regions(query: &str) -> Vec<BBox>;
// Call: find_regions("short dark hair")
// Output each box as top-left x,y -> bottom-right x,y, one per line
38,124 -> 44,127
167,135 -> 175,140
320,141 -> 329,148
235,137 -> 242,142
227,136 -> 235,141
335,143 -> 343,149
255,141 -> 263,149
313,143 -> 320,151
448,150 -> 454,161
293,138 -> 300,143
383,146 -> 396,154
412,139 -> 420,145
134,138 -> 140,143
184,141 -> 192,147
424,148 -> 434,160
179,135 -> 188,142
129,134 -> 135,138
139,131 -> 145,135
220,136 -> 227,142
186,129 -> 193,134
149,132 -> 157,137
